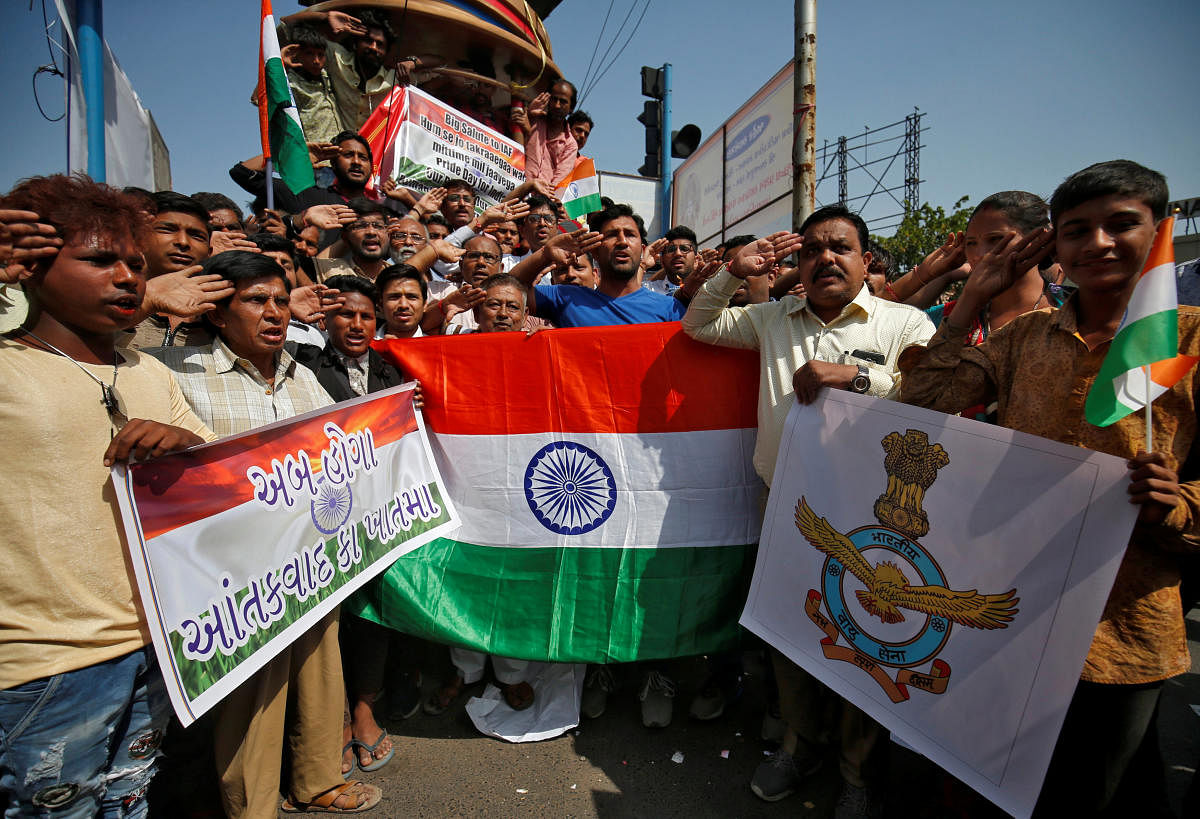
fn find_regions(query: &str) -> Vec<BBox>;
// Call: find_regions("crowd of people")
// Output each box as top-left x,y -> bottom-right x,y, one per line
1,6 -> 1197,819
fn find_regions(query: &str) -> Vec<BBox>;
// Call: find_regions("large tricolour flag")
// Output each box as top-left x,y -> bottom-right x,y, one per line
1085,217 -> 1198,426
364,324 -> 764,662
556,157 -> 602,220
256,0 -> 315,195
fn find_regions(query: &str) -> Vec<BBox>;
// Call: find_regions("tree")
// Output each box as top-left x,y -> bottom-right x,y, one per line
872,196 -> 972,272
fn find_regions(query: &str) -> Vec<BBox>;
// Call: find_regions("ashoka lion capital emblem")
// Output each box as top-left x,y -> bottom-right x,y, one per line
798,428 -> 1018,703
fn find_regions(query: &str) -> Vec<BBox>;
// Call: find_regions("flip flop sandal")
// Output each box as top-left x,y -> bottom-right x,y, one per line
341,741 -> 356,779
280,780 -> 382,813
501,681 -> 535,711
352,730 -> 394,772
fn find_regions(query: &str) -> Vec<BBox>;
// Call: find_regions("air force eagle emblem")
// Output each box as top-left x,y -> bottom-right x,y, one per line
799,429 -> 1019,702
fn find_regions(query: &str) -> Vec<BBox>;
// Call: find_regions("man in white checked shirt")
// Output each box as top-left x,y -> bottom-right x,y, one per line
683,205 -> 935,818
150,251 -> 381,817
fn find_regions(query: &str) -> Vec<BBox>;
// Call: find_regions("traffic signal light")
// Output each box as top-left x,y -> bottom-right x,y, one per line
637,100 -> 661,178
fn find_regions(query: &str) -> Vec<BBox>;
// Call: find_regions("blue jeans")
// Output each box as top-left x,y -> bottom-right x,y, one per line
0,647 -> 169,818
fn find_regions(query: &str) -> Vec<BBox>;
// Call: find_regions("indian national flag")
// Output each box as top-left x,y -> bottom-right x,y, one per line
256,0 -> 314,195
1086,217 -> 1198,427
363,324 -> 763,662
556,157 -> 603,221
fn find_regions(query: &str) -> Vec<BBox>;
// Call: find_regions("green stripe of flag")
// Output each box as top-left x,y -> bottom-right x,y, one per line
349,537 -> 755,663
563,192 -> 603,221
1085,309 -> 1177,426
264,56 -> 314,195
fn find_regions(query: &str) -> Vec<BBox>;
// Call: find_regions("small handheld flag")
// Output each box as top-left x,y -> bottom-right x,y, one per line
555,157 -> 602,220
1085,217 -> 1199,429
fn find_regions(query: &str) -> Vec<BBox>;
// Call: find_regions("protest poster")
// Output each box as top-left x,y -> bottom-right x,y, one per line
112,385 -> 458,726
362,325 -> 764,663
361,84 -> 525,211
741,391 -> 1138,819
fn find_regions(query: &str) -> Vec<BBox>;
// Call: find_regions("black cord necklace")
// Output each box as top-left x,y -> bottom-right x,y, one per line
20,330 -> 125,423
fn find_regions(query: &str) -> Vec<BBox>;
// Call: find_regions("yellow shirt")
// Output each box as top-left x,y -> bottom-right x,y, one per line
683,269 -> 935,484
0,339 -> 214,687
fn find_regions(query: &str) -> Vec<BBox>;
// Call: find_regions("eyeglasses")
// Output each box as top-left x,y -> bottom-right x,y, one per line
662,244 -> 695,255
348,220 -> 386,231
462,251 -> 500,264
390,232 -> 426,243
444,194 -> 474,204
524,213 -> 556,225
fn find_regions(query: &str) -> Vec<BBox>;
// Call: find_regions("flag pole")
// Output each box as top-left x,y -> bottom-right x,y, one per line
265,157 -> 274,211
1143,365 -> 1153,452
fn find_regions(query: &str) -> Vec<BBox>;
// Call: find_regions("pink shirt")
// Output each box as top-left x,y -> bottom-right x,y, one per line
524,118 -> 579,187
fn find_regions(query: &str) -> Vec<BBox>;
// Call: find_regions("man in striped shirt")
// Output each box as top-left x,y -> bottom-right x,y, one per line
150,251 -> 381,817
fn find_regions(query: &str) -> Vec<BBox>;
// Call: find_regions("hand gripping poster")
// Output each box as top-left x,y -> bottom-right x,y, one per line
741,392 -> 1138,818
112,385 -> 458,725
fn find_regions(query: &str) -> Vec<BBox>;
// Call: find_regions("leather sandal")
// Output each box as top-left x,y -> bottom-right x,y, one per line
280,780 -> 382,813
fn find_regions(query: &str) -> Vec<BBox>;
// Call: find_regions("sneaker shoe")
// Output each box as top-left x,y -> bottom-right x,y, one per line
751,749 -> 799,802
581,665 -> 616,719
388,670 -> 423,721
638,670 -> 676,728
689,672 -> 744,721
760,701 -> 785,743
750,748 -> 822,803
834,782 -> 883,819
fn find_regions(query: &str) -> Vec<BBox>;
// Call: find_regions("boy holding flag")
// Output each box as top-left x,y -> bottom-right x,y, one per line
902,160 -> 1199,816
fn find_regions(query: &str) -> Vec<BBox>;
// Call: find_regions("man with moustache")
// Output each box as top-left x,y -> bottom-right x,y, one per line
682,205 -> 934,815
645,226 -> 699,295
230,131 -> 380,216
389,216 -> 428,264
510,201 -> 686,327
445,236 -> 546,333
315,199 -> 392,283
150,252 -> 381,816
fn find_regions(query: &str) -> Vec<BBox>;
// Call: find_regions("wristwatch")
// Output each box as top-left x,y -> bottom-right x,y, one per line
849,365 -> 870,394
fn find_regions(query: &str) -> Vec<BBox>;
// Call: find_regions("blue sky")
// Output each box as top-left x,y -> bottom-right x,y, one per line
2,0 -> 1197,234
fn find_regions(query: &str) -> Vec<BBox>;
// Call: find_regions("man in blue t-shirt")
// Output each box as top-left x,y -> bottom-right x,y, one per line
505,201 -> 689,728
509,202 -> 687,327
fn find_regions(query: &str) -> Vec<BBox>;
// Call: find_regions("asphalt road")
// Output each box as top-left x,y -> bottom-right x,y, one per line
344,612 -> 1200,818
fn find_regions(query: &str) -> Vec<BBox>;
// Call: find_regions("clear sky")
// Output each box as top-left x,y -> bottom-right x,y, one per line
2,0 -> 1197,235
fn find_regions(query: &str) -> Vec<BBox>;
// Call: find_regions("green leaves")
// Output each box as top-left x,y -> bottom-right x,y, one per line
873,196 -> 972,273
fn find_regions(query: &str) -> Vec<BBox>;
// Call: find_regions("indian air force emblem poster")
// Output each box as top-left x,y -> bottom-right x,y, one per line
741,392 -> 1138,819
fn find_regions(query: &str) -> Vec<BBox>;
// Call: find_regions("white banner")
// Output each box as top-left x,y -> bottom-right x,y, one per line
741,391 -> 1137,818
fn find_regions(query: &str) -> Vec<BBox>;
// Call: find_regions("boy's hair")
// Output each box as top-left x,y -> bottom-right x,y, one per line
799,204 -> 869,254
971,191 -> 1048,234
588,202 -> 647,242
423,212 -> 447,228
322,273 -> 379,303
191,192 -> 244,223
287,22 -> 327,50
567,110 -> 594,129
664,225 -> 697,245
152,191 -> 212,231
479,273 -> 528,300
332,130 -> 373,163
205,251 -> 291,309
866,240 -> 896,277
375,264 -> 427,301
1050,160 -> 1168,224
1,173 -> 151,248
250,232 -> 296,260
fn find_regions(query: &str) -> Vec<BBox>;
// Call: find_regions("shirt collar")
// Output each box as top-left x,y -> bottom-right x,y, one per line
332,346 -> 370,369
1051,294 -> 1080,334
788,282 -> 874,323
212,336 -> 295,381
